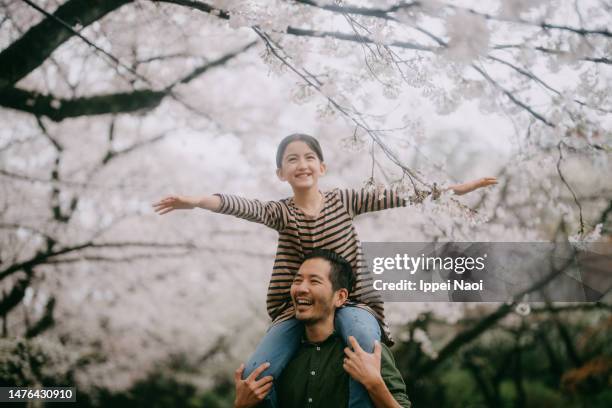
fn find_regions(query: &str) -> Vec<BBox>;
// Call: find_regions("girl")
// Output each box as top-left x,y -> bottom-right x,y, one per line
152,134 -> 496,407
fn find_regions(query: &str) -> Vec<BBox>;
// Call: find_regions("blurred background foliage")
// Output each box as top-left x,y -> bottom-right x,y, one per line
2,303 -> 610,407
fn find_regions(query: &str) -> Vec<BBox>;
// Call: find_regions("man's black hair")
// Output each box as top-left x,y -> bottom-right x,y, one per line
303,248 -> 355,293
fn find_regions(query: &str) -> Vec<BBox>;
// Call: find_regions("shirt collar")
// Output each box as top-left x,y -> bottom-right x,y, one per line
301,330 -> 338,347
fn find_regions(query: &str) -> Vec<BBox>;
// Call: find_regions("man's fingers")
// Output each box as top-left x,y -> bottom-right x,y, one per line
344,346 -> 356,359
259,381 -> 273,393
373,340 -> 382,357
256,382 -> 273,400
348,336 -> 364,353
254,375 -> 274,388
234,363 -> 245,382
343,356 -> 355,367
343,359 -> 356,375
247,362 -> 270,381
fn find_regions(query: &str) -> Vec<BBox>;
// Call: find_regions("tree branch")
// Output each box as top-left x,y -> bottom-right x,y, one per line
414,255 -> 576,377
487,55 -> 612,114
0,40 -> 255,120
0,0 -> 132,87
285,26 -> 434,51
0,86 -> 167,121
443,3 -> 612,38
25,297 -> 55,338
292,0 -> 418,19
154,0 -> 230,20
493,44 -> 611,65
471,63 -> 554,127
557,142 -> 585,235
168,40 -> 257,88
0,240 -> 194,280
0,273 -> 32,315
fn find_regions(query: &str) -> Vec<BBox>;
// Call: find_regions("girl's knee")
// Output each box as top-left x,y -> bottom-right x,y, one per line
243,359 -> 275,380
352,323 -> 381,347
242,359 -> 261,378
336,308 -> 381,350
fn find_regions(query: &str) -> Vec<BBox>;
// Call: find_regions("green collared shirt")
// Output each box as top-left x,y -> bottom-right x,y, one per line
276,333 -> 411,408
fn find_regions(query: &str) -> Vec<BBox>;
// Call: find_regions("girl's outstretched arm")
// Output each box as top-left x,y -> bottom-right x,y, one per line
153,194 -> 286,231
152,195 -> 221,215
447,177 -> 497,196
340,177 -> 497,218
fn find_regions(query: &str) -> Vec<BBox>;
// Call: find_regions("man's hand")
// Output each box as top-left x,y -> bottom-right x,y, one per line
343,336 -> 384,391
450,177 -> 498,196
344,337 -> 404,408
233,362 -> 273,408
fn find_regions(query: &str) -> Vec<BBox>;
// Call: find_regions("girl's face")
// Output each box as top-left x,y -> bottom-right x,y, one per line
276,141 -> 326,190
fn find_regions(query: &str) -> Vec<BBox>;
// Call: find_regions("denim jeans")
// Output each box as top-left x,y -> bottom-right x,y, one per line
242,306 -> 381,408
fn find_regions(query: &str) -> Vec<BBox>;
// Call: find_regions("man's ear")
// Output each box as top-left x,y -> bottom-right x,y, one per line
334,288 -> 349,307
276,168 -> 286,181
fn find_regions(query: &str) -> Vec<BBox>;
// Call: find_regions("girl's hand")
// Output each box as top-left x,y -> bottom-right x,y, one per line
451,177 -> 497,196
152,195 -> 197,215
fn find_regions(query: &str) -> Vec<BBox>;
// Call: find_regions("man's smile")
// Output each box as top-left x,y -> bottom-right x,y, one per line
295,296 -> 313,309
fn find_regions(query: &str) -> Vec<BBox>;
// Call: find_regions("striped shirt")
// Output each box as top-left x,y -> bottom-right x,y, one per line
214,188 -> 407,345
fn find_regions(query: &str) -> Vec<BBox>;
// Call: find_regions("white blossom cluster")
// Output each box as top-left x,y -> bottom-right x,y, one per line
444,10 -> 490,63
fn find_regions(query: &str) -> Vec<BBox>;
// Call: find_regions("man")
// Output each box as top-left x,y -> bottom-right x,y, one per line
233,249 -> 411,408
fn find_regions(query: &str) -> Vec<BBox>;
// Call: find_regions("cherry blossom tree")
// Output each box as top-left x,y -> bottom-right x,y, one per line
1,0 -> 610,395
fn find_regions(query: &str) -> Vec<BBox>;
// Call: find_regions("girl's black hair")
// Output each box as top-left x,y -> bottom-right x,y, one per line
303,248 -> 355,293
276,133 -> 324,169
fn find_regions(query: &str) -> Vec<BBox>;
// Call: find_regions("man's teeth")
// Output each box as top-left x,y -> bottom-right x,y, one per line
297,299 -> 312,305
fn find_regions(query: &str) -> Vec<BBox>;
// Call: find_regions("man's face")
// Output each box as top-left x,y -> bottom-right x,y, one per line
290,258 -> 346,324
